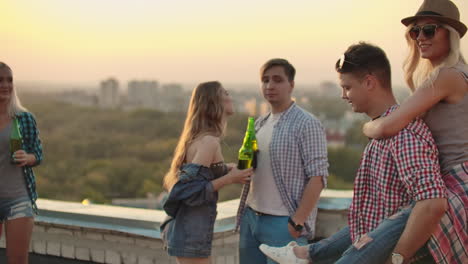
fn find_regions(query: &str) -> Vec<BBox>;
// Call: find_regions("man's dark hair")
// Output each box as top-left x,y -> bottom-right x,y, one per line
335,42 -> 392,89
260,58 -> 296,82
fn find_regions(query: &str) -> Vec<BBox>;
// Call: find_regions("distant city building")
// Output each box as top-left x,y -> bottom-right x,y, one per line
99,78 -> 120,108
298,96 -> 310,105
259,101 -> 269,116
243,98 -> 257,116
56,90 -> 98,107
229,90 -> 262,116
159,83 -> 190,112
317,81 -> 341,97
127,80 -> 159,109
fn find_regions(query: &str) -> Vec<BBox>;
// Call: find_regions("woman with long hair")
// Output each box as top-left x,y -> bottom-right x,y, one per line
161,81 -> 253,264
0,62 -> 43,264
363,0 -> 467,262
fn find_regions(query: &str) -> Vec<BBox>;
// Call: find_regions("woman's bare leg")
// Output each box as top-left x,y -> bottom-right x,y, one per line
176,256 -> 211,264
5,217 -> 33,264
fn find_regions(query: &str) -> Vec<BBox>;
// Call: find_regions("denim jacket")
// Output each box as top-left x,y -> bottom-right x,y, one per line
160,163 -> 222,257
163,163 -> 219,218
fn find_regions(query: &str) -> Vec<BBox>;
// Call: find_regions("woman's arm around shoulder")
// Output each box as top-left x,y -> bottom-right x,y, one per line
363,69 -> 461,139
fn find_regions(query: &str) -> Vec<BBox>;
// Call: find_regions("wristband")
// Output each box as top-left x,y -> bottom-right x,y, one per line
288,217 -> 304,232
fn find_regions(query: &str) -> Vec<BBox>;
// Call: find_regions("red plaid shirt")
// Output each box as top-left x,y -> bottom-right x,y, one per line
349,105 -> 446,242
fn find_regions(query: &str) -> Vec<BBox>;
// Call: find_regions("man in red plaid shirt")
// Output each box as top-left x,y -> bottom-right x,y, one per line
259,43 -> 448,264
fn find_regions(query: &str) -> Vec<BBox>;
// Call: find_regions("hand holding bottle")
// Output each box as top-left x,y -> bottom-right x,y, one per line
238,117 -> 258,169
12,150 -> 36,167
225,166 -> 253,184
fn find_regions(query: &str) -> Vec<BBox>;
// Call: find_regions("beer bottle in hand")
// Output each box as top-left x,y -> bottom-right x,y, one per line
10,118 -> 23,164
248,118 -> 259,169
238,117 -> 256,169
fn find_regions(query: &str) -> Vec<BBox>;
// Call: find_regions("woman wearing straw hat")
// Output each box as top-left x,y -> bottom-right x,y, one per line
362,0 -> 468,263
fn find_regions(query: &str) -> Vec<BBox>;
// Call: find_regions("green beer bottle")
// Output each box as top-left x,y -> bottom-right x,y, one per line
10,118 -> 23,164
248,118 -> 259,169
238,117 -> 257,169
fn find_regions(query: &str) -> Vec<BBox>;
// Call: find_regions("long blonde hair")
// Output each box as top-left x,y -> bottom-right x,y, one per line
0,62 -> 28,117
403,23 -> 466,91
163,81 -> 226,190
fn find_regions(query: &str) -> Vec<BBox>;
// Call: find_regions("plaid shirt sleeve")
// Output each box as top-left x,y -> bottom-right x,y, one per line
18,112 -> 43,166
17,111 -> 43,213
298,118 -> 328,184
390,123 -> 446,201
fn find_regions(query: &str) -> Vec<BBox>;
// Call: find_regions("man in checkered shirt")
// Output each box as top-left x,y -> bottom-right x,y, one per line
237,58 -> 329,264
259,43 -> 448,264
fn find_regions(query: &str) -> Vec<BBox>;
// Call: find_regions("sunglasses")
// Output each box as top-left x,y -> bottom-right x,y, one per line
409,24 -> 440,40
338,54 -> 359,70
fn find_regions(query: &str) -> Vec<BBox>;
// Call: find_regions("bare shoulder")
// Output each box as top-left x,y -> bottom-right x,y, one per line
193,135 -> 220,151
199,134 -> 221,144
436,68 -> 468,102
438,68 -> 466,86
187,135 -> 221,166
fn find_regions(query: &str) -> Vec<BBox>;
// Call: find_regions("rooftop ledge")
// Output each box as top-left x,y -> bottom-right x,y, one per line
35,189 -> 352,239
0,189 -> 352,263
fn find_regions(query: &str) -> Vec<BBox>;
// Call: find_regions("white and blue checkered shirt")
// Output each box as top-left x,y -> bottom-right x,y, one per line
236,102 -> 328,239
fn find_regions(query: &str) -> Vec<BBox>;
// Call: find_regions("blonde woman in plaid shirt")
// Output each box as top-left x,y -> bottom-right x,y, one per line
0,62 -> 43,264
363,0 -> 468,263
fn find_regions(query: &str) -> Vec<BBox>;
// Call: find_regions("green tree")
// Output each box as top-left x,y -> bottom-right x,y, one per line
328,146 -> 362,183
20,92 -> 354,205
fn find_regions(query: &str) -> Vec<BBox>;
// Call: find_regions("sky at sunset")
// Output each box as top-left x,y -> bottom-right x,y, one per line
1,0 -> 467,89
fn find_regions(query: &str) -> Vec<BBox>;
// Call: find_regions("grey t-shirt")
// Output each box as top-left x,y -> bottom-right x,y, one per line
424,63 -> 468,174
0,120 -> 28,198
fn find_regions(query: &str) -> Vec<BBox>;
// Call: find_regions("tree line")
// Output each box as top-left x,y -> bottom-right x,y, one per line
21,92 -> 365,205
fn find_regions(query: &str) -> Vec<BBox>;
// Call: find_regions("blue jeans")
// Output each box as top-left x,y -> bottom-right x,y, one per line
239,207 -> 307,264
308,206 -> 434,264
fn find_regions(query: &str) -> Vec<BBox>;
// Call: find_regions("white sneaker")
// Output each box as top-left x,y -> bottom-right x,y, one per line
259,241 -> 309,264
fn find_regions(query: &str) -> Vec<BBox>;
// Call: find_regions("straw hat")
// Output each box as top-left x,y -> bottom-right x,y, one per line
401,0 -> 467,38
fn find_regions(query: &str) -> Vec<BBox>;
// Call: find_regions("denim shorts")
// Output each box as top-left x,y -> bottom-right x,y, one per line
0,196 -> 34,223
161,203 -> 218,258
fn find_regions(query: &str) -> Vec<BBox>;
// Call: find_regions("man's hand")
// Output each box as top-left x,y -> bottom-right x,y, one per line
287,219 -> 302,238
289,176 -> 324,239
